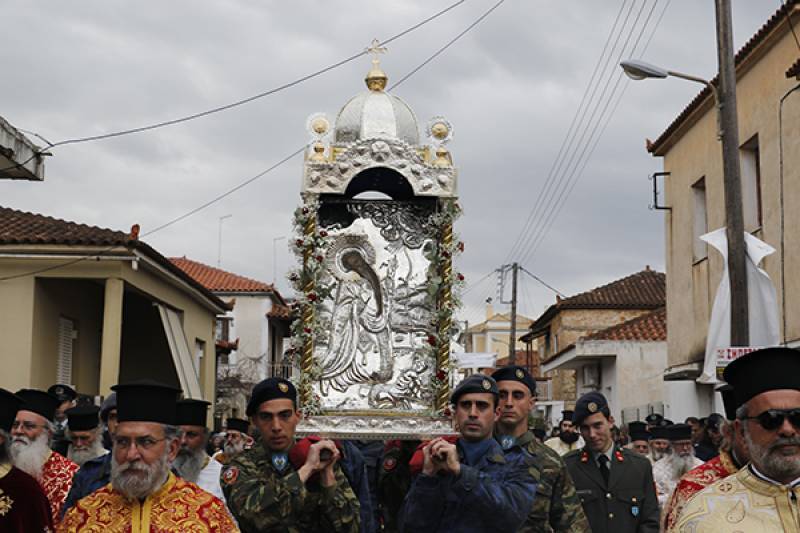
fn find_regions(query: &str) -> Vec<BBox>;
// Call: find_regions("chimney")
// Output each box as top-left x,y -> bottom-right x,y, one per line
485,302 -> 494,320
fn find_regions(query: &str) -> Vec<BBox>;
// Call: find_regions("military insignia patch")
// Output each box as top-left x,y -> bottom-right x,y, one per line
222,466 -> 239,485
580,451 -> 589,463
500,435 -> 515,450
271,452 -> 289,472
482,379 -> 491,390
515,369 -> 524,379
588,402 -> 598,413
278,382 -> 289,393
382,457 -> 397,472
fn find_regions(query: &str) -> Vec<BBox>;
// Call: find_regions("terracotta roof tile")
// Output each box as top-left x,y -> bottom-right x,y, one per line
170,257 -> 274,293
649,1 -> 799,155
267,303 -> 293,321
0,205 -> 131,246
528,268 -> 665,335
584,307 -> 666,342
787,57 -> 800,78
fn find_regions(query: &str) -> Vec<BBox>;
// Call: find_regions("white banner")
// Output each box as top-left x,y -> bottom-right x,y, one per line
452,352 -> 497,369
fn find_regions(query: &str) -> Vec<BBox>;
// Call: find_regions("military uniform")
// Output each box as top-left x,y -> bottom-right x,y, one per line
222,441 -> 360,533
377,440 -> 418,533
400,437 -> 537,532
500,431 -> 590,533
565,446 -> 659,533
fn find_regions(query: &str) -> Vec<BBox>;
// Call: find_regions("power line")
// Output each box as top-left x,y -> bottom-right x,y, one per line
0,0 -> 468,174
520,267 -> 565,298
462,269 -> 498,295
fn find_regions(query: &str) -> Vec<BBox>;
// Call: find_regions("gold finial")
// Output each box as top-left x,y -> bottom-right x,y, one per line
310,141 -> 326,162
432,146 -> 452,168
365,38 -> 388,92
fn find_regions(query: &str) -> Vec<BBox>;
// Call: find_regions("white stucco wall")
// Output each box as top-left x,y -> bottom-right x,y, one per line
221,294 -> 272,380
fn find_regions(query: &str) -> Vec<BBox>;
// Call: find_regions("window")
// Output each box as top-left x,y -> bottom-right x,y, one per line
215,316 -> 233,342
740,135 -> 762,231
692,178 -> 708,261
57,317 -> 76,386
195,339 -> 206,374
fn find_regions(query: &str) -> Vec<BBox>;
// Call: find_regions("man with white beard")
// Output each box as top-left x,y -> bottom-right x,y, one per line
174,398 -> 226,501
10,388 -> 78,520
65,405 -> 107,466
214,417 -> 252,465
0,387 -> 54,532
652,424 -> 703,508
59,380 -> 237,532
648,426 -> 671,463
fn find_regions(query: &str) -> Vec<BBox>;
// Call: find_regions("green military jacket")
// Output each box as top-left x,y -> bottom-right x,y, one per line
564,446 -> 659,533
500,431 -> 591,533
221,441 -> 360,533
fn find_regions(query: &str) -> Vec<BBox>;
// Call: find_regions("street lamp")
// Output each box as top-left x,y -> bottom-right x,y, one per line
620,60 -> 721,137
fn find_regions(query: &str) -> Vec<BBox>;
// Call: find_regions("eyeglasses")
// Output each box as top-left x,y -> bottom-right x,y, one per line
11,421 -> 47,431
113,436 -> 167,451
741,408 -> 800,431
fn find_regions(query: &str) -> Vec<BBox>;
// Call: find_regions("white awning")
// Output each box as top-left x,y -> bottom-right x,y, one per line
157,304 -> 202,398
453,352 -> 497,369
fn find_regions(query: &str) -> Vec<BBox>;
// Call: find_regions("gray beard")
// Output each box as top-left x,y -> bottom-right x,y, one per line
223,440 -> 245,456
111,452 -> 169,500
173,448 -> 207,483
651,448 -> 669,462
744,428 -> 800,482
10,433 -> 50,480
669,453 -> 696,479
68,439 -> 107,466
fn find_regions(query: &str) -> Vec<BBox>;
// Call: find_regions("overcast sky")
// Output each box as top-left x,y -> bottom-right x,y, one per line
0,1 -> 783,326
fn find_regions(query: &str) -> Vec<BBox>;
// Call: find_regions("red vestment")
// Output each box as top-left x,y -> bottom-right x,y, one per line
40,450 -> 79,521
662,450 -> 737,532
0,463 -> 53,532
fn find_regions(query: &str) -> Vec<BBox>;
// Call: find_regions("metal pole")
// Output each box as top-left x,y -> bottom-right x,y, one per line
509,262 -> 518,364
715,0 -> 749,345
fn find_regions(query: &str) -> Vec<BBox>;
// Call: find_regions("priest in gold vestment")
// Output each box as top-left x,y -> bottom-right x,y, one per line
676,348 -> 800,532
59,380 -> 237,532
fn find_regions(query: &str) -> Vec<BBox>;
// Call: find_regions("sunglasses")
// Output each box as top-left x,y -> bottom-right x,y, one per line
742,408 -> 800,431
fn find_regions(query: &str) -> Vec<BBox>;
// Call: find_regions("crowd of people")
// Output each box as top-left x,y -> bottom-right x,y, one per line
0,346 -> 798,531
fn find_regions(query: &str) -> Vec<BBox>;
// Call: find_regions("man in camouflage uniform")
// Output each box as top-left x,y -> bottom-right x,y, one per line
492,365 -> 590,533
222,377 -> 360,532
399,375 -> 537,532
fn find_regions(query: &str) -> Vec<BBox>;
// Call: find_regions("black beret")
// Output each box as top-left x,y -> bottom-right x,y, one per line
16,389 -> 60,421
491,366 -> 536,395
645,413 -> 664,426
666,423 -> 692,441
0,388 -> 22,433
718,385 -> 737,421
111,380 -> 181,425
47,384 -> 77,402
66,405 -> 100,431
246,378 -> 297,416
650,426 -> 669,440
226,418 -> 250,434
572,391 -> 610,426
723,347 -> 800,406
450,375 -> 499,404
706,413 -> 724,431
176,399 -> 210,427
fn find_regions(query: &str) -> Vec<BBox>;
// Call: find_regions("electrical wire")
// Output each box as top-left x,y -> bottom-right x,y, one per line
0,0 -> 468,174
462,269 -> 498,296
521,267 -> 565,298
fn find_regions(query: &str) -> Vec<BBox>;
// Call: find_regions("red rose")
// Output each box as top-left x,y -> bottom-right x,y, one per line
427,335 -> 437,346
307,293 -> 317,302
295,239 -> 304,247
457,242 -> 464,252
302,207 -> 309,214
436,370 -> 446,381
457,273 -> 465,281
443,407 -> 452,417
303,327 -> 312,334
315,255 -> 324,262
442,251 -> 450,258
319,230 -> 328,237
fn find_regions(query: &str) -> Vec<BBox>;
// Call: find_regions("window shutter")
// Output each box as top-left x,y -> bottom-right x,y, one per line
57,317 -> 75,385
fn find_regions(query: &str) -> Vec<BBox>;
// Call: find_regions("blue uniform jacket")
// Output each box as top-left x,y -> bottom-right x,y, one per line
61,452 -> 111,519
399,438 -> 537,532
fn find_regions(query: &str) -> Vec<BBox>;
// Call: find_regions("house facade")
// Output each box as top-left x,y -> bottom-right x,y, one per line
0,207 -> 228,416
648,1 -> 800,412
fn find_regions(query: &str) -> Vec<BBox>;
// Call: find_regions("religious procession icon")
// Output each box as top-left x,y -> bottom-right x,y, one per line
289,39 -> 464,439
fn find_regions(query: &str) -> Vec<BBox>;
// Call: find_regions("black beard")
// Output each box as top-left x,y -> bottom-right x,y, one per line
560,431 -> 579,444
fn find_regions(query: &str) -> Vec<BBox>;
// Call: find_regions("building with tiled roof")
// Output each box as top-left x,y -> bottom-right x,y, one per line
645,1 -> 800,418
169,256 -> 292,424
0,115 -> 44,181
0,206 -> 228,408
542,307 -> 670,425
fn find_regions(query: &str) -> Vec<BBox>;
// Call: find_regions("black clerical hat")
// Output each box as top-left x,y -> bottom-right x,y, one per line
111,380 -> 181,425
491,365 -> 536,395
246,378 -> 297,416
718,385 -> 737,421
0,388 -> 22,433
666,423 -> 692,442
176,399 -> 210,427
723,347 -> 800,406
226,418 -> 250,434
16,389 -> 60,421
628,421 -> 650,441
650,426 -> 669,440
66,405 -> 101,431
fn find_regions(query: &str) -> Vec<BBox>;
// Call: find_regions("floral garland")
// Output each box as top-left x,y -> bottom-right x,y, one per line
287,197 -> 465,418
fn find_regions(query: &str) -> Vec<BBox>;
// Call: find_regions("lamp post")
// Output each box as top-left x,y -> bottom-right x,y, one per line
620,0 -> 748,347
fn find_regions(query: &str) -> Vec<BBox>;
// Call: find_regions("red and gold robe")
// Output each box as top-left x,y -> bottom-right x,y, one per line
663,450 -> 738,532
58,472 -> 239,532
41,450 -> 78,521
0,463 -> 54,532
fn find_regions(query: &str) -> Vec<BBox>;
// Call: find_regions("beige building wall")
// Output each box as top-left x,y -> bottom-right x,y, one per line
0,275 -> 36,387
658,26 -> 800,369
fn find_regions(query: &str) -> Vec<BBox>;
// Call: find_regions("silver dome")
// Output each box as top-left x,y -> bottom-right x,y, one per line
334,91 -> 419,145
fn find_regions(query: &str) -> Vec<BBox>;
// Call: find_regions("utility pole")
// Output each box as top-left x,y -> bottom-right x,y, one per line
509,262 -> 519,364
715,0 -> 749,345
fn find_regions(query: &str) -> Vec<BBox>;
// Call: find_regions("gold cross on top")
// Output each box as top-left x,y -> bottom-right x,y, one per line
366,38 -> 387,66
